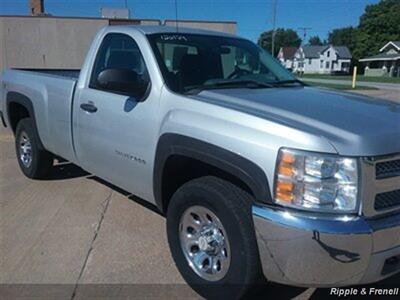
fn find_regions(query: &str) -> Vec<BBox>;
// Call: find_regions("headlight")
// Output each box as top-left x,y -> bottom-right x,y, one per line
274,148 -> 359,213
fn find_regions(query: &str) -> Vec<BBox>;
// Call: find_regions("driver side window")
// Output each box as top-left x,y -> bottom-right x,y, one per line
89,33 -> 149,93
221,46 -> 271,78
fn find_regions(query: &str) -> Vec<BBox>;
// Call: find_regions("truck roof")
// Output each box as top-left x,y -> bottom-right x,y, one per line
110,25 -> 238,38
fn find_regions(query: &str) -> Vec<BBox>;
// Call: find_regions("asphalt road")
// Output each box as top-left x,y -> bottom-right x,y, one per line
1,89 -> 399,299
301,77 -> 400,91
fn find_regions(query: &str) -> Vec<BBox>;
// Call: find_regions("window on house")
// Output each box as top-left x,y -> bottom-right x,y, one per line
327,51 -> 330,57
325,61 -> 330,69
308,59 -> 312,65
320,60 -> 323,68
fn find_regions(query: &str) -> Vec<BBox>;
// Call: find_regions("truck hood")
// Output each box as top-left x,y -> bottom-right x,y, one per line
192,86 -> 400,156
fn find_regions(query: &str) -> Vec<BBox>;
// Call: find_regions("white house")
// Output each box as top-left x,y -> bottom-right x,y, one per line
277,47 -> 297,70
290,45 -> 352,74
359,41 -> 400,77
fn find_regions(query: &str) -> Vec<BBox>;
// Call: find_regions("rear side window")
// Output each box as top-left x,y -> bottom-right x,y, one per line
89,33 -> 149,91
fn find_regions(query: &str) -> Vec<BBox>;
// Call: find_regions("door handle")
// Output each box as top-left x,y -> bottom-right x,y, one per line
80,102 -> 98,113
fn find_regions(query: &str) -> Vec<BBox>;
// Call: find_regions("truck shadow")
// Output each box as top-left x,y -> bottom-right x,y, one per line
87,175 -> 164,217
43,161 -> 164,215
44,161 -> 89,180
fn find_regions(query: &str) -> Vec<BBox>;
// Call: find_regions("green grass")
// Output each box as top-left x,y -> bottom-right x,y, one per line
300,74 -> 400,84
307,82 -> 378,90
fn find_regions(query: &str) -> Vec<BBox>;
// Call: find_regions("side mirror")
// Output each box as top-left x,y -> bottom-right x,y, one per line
97,68 -> 149,99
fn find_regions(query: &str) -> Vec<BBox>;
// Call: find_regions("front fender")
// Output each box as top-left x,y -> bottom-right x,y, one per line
153,133 -> 272,212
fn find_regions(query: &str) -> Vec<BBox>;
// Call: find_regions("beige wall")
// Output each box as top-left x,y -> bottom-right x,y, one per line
164,20 -> 236,34
0,19 -> 6,72
0,16 -> 237,71
0,17 -> 108,70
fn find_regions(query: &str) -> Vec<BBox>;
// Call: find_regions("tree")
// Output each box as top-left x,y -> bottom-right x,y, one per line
328,0 -> 400,61
328,27 -> 356,46
308,35 -> 323,46
355,0 -> 400,58
258,28 -> 301,56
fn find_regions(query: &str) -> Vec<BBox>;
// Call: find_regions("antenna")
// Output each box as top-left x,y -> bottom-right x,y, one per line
174,0 -> 179,32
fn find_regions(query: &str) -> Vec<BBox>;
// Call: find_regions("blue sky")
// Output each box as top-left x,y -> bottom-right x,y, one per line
0,0 -> 379,41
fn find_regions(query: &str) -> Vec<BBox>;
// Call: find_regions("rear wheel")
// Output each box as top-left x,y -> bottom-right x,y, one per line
15,118 -> 53,179
167,176 -> 264,299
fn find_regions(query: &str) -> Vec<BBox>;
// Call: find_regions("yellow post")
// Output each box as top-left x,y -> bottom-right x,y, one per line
352,66 -> 357,89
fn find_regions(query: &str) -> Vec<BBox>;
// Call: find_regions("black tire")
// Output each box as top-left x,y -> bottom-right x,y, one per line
15,118 -> 53,179
167,176 -> 264,300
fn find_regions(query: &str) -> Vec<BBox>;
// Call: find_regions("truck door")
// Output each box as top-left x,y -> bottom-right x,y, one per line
73,33 -> 158,201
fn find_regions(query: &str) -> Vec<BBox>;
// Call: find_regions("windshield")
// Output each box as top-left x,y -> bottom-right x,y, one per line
147,33 -> 298,94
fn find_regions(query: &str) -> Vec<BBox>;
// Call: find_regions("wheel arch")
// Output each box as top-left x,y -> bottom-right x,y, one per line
6,91 -> 46,149
153,133 -> 272,214
7,92 -> 34,132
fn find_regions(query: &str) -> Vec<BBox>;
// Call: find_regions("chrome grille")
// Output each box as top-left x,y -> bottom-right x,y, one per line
375,190 -> 400,211
376,159 -> 400,179
361,154 -> 400,217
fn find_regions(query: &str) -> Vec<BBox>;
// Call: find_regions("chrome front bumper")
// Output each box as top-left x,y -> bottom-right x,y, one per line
252,205 -> 400,287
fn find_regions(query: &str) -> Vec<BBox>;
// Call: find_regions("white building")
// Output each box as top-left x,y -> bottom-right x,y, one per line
277,47 -> 297,70
359,41 -> 400,77
290,45 -> 352,74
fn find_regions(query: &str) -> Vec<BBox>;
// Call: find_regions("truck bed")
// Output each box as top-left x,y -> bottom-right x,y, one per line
15,68 -> 80,80
1,68 -> 78,163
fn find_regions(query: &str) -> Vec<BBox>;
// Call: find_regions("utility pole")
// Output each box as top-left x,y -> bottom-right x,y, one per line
297,27 -> 311,75
124,0 -> 128,8
298,27 -> 312,45
271,0 -> 278,56
174,0 -> 179,32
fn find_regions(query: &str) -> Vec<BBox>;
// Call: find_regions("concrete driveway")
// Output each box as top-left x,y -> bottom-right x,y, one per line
301,77 -> 400,91
1,110 -> 399,300
350,89 -> 400,103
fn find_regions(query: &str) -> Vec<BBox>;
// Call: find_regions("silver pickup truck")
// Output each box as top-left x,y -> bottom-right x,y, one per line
1,26 -> 399,299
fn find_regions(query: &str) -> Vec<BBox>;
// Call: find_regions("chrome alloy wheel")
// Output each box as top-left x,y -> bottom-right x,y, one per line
19,131 -> 32,168
179,205 -> 231,281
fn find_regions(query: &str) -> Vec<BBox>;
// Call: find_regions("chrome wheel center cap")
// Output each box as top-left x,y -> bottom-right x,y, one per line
198,228 -> 224,253
198,236 -> 210,251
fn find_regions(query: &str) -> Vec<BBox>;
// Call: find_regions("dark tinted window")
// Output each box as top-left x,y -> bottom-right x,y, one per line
90,33 -> 149,92
148,33 -> 296,94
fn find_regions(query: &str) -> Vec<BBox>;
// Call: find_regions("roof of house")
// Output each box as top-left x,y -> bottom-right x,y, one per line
379,41 -> 400,52
359,52 -> 400,62
334,46 -> 352,59
301,45 -> 352,59
279,47 -> 297,59
302,45 -> 327,58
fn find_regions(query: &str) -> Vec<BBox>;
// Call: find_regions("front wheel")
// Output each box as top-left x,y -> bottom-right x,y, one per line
15,118 -> 53,179
167,176 -> 264,299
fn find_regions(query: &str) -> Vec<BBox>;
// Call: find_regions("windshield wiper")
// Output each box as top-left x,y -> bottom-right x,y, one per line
272,79 -> 306,86
184,80 -> 274,95
213,79 -> 275,88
